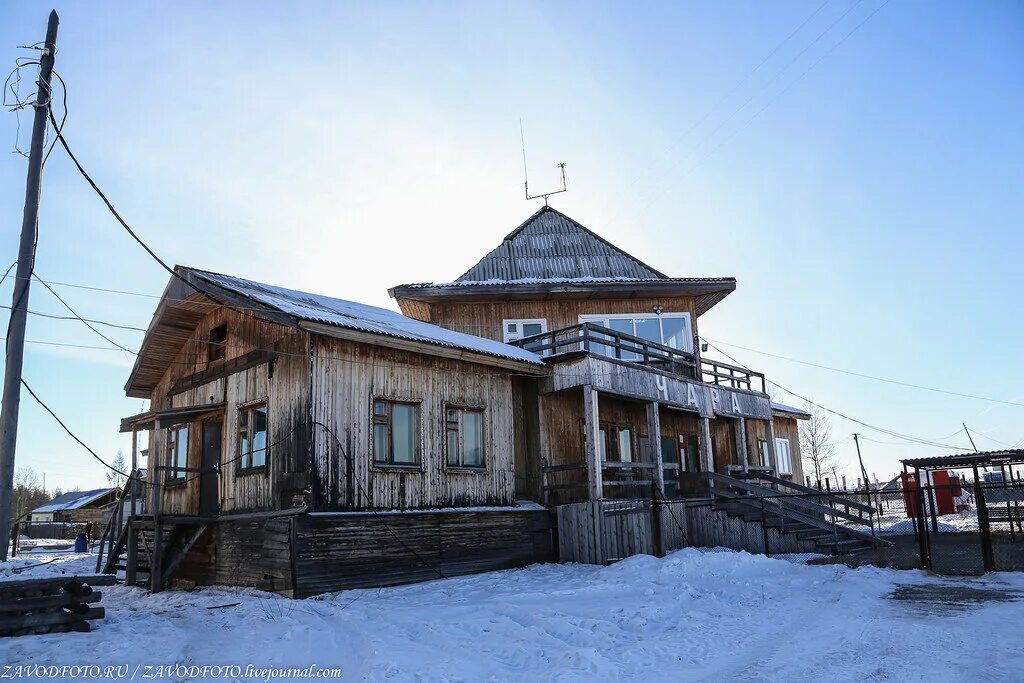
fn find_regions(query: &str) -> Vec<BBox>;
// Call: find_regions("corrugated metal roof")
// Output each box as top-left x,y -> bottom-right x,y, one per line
187,269 -> 544,366
771,401 -> 812,418
32,488 -> 115,514
456,206 -> 669,281
901,450 -> 1024,469
397,276 -> 728,289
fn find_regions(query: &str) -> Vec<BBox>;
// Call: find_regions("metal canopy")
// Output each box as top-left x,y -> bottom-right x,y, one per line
900,450 -> 1024,470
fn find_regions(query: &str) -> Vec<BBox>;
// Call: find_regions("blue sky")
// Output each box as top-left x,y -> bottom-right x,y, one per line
1,1 -> 1022,491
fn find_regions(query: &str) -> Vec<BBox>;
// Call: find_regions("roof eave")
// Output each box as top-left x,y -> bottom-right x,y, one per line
390,279 -> 737,315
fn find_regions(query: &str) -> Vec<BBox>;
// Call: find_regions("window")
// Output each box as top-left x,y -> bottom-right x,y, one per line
208,324 -> 227,362
166,425 -> 189,480
373,400 -> 420,466
445,407 -> 485,468
578,313 -> 693,356
599,423 -> 633,463
757,439 -> 771,468
680,434 -> 701,472
503,319 -> 547,353
238,402 -> 268,470
775,438 -> 793,475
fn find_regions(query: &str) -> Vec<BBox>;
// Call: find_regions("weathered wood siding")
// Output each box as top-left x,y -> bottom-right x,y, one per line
686,502 -> 820,554
413,297 -> 700,342
291,510 -> 552,597
556,499 -> 689,564
147,307 -> 311,516
710,418 -> 737,473
179,518 -> 294,596
309,336 -> 518,510
745,418 -> 773,468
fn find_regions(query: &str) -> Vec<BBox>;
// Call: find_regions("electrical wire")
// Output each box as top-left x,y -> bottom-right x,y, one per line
704,336 -> 1024,409
699,338 -> 973,452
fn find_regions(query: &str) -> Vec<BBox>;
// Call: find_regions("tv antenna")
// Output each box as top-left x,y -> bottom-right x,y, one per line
520,119 -> 567,206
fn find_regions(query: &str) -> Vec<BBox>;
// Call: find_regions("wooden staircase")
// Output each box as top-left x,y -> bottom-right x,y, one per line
99,513 -> 209,592
708,472 -> 891,555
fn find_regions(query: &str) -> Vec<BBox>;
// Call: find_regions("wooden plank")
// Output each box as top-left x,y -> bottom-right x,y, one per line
583,386 -> 603,501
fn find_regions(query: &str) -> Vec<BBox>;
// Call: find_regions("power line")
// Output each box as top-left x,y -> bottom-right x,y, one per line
700,338 -> 972,452
704,336 -> 1024,409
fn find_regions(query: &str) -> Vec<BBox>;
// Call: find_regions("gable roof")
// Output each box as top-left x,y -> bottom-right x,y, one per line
389,206 -> 736,315
458,205 -> 668,281
125,267 -> 544,397
32,488 -> 115,514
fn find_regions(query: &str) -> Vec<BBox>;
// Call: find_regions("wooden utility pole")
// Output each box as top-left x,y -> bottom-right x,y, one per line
963,423 -> 979,453
852,433 -> 873,510
0,11 -> 59,561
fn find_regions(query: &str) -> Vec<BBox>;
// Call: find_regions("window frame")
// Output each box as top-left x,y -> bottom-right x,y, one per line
444,405 -> 487,471
237,400 -> 269,474
208,323 -> 227,363
598,421 -> 634,463
371,398 -> 422,469
757,439 -> 771,469
165,424 -> 189,484
577,312 -> 694,353
774,437 -> 793,475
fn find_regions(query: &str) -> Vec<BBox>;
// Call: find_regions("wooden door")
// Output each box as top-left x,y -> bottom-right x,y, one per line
200,419 -> 222,516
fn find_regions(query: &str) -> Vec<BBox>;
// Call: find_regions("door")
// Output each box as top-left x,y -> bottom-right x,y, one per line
200,419 -> 222,516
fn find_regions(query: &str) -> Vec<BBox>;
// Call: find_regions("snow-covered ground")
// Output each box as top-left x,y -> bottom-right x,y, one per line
3,548 -> 1024,681
875,512 -> 980,535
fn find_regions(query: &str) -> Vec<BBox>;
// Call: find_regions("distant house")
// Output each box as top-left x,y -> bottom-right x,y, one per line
30,488 -> 118,523
110,205 -> 882,596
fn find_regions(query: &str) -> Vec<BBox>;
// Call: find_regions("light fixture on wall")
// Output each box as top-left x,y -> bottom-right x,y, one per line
652,305 -> 664,315
701,342 -> 709,353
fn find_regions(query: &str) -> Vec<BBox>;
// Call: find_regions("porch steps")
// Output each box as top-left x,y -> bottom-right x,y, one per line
103,517 -> 210,591
709,478 -> 889,556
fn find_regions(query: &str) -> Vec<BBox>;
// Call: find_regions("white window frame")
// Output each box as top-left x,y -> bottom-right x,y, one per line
503,319 -> 548,344
578,312 -> 694,353
774,437 -> 793,475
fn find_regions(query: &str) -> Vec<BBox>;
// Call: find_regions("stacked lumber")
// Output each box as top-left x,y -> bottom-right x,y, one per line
0,574 -> 114,637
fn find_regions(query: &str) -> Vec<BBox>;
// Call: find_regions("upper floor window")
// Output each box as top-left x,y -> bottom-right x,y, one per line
578,313 -> 693,356
166,425 -> 189,481
239,402 -> 268,470
208,324 -> 227,362
445,407 -> 485,468
373,399 -> 420,467
774,438 -> 793,475
503,319 -> 547,353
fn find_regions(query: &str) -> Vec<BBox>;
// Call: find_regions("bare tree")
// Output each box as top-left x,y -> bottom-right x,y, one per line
12,467 -> 49,523
106,450 -> 128,489
799,403 -> 841,486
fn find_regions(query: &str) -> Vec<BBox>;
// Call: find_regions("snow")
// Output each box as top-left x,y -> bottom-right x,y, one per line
4,548 -> 1023,681
188,268 -> 543,366
876,512 -> 981,535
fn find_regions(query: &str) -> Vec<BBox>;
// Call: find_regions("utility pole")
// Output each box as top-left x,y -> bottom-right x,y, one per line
852,433 -> 870,489
0,10 -> 59,561
963,423 -> 979,453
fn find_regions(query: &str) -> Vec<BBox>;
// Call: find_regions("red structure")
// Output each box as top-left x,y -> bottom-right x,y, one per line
901,470 -> 961,518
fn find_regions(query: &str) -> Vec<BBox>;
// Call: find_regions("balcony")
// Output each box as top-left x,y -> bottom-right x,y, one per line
511,322 -> 766,394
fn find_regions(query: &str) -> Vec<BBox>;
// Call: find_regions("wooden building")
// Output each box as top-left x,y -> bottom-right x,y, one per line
107,205 -> 878,597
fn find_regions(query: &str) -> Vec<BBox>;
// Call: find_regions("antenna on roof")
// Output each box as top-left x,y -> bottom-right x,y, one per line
520,119 -> 567,207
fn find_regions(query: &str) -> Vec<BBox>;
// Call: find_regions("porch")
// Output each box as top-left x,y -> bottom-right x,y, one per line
514,323 -> 779,506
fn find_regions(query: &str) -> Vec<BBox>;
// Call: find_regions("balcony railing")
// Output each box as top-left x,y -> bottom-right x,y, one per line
512,323 -> 765,393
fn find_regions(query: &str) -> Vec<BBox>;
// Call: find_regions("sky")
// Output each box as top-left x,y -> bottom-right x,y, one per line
1,1 -> 1022,492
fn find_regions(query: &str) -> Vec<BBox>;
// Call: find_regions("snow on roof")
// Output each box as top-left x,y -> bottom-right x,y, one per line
188,269 -> 544,366
32,488 -> 115,514
771,402 -> 812,418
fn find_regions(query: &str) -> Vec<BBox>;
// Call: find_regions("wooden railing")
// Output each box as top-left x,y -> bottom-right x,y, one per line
513,323 -> 698,379
512,323 -> 766,392
700,358 -> 766,393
